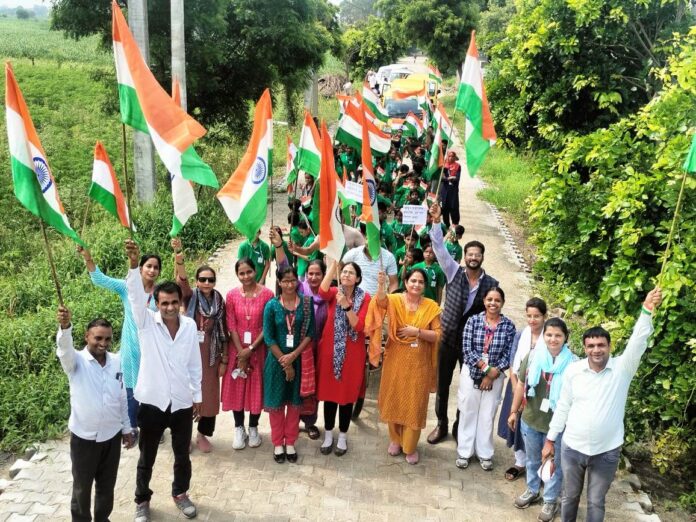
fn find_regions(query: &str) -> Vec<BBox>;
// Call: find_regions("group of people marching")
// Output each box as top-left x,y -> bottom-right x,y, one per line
58,130 -> 662,522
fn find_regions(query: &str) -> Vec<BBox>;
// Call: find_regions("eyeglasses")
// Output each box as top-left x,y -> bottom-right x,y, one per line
280,279 -> 298,285
197,277 -> 216,283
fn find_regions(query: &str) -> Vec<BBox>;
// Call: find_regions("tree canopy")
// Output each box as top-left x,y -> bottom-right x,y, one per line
484,0 -> 692,149
51,0 -> 339,133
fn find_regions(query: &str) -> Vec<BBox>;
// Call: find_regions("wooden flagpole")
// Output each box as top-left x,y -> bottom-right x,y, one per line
121,124 -> 135,238
80,199 -> 91,236
658,169 -> 689,287
40,221 -> 64,306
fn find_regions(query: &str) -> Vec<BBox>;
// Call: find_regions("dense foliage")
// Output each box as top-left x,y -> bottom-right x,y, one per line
485,0 -> 692,149
529,28 -> 696,481
51,0 -> 340,132
377,0 -> 479,75
341,16 -> 408,81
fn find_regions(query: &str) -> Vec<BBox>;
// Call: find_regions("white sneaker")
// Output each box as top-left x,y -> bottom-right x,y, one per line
248,427 -> 262,448
232,426 -> 247,450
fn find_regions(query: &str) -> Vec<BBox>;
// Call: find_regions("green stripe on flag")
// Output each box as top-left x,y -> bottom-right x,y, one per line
88,182 -> 120,220
11,157 -> 85,246
297,149 -> 321,179
181,145 -> 219,188
335,126 -> 362,152
170,214 -> 184,237
118,84 -> 148,133
234,182 -> 268,240
455,84 -> 483,129
683,133 -> 696,173
365,222 -> 380,259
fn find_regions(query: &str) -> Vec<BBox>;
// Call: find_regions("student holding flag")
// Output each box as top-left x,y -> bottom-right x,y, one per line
440,150 -> 462,228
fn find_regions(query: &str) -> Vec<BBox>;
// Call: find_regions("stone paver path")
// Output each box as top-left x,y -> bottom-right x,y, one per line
0,140 -> 654,521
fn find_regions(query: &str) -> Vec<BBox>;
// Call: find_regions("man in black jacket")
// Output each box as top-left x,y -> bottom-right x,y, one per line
426,203 -> 499,444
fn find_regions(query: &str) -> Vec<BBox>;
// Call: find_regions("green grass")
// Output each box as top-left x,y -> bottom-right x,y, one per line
0,18 -> 109,65
439,92 -> 535,222
319,51 -> 345,77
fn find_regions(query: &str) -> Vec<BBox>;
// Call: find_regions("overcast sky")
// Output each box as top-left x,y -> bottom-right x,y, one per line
0,0 -> 46,7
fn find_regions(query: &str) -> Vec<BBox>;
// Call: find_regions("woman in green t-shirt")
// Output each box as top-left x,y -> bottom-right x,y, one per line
507,318 -> 576,522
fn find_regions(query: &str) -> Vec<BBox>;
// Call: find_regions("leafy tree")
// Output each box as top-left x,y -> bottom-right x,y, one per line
15,6 -> 33,19
377,0 -> 479,75
50,0 -> 339,131
477,0 -> 516,57
529,27 -> 696,474
339,0 -> 376,26
486,0 -> 692,149
341,16 -> 408,81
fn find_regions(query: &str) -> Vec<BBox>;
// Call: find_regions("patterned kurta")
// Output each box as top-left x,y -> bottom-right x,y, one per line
263,297 -> 315,409
374,294 -> 441,430
221,286 -> 274,414
178,278 -> 225,418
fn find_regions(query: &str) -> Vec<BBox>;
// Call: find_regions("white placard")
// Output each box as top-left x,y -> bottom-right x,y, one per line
402,204 -> 427,225
344,181 -> 364,203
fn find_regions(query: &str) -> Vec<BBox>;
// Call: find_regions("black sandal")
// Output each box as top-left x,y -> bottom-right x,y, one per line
306,425 -> 320,440
505,465 -> 525,481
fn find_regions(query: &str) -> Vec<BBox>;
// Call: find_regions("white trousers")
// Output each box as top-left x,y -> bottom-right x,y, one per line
456,366 -> 504,460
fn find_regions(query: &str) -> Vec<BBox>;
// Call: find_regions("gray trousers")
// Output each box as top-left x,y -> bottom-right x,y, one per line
561,442 -> 621,522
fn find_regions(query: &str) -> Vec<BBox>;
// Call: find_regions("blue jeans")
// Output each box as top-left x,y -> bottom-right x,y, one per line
126,388 -> 139,431
561,442 -> 621,522
521,420 -> 563,503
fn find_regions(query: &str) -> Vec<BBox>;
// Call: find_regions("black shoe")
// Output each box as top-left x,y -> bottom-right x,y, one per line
286,450 -> 298,463
334,446 -> 347,457
320,444 -> 333,455
427,424 -> 448,445
306,425 -> 320,440
351,398 -> 364,420
273,451 -> 286,464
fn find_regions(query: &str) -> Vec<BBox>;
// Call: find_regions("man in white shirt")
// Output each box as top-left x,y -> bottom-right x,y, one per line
341,235 -> 399,295
125,240 -> 202,522
542,287 -> 662,522
56,306 -> 135,522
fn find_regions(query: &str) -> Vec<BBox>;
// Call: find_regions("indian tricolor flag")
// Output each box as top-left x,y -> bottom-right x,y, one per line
402,112 -> 424,138
89,141 -> 132,229
217,89 -> 273,240
112,1 -> 218,191
285,135 -> 298,189
361,83 -> 388,123
359,105 -> 380,259
318,120 -> 345,261
296,111 -> 321,178
428,64 -> 442,84
392,85 -> 426,100
335,101 -> 391,157
455,30 -> 496,177
433,102 -> 453,142
5,62 -> 84,246
426,126 -> 444,179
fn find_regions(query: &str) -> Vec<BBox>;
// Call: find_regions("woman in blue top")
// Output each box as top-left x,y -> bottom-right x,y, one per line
78,245 -> 161,430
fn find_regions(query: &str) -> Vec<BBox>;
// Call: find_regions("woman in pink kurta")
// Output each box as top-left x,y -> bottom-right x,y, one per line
222,258 -> 274,450
316,260 -> 370,456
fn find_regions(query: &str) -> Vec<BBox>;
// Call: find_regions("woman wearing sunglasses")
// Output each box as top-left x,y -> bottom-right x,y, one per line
263,266 -> 315,463
222,257 -> 274,450
172,239 -> 228,453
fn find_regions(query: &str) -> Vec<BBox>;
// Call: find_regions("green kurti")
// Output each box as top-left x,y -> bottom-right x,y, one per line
237,239 -> 271,282
263,297 -> 315,409
413,261 -> 445,301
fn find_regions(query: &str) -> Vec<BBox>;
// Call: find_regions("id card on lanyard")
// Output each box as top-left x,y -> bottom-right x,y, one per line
285,310 -> 296,349
482,323 -> 496,364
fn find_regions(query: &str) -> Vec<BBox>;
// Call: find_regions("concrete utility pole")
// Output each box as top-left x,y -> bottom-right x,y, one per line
170,0 -> 187,111
304,69 -> 319,116
128,0 -> 156,203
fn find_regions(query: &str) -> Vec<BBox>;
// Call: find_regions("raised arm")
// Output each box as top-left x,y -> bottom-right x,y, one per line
55,305 -> 77,375
428,203 -> 459,283
320,259 -> 339,293
77,246 -> 97,272
124,240 -> 148,329
619,287 -> 662,376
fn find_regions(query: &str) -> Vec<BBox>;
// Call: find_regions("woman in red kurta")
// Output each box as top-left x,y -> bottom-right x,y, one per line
316,260 -> 370,456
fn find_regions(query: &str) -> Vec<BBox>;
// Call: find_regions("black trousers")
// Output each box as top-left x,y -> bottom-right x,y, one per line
323,402 -> 354,433
135,403 -> 192,504
197,416 -> 216,437
435,342 -> 464,426
70,431 -> 121,522
442,204 -> 460,228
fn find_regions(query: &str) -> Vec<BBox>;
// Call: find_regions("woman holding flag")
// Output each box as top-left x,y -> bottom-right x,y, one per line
315,260 -> 371,456
172,238 -> 228,453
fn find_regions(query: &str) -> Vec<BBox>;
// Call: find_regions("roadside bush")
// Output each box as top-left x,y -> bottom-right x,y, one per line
529,28 -> 696,475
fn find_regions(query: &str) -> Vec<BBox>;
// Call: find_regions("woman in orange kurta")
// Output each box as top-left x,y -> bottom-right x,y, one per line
368,268 -> 441,465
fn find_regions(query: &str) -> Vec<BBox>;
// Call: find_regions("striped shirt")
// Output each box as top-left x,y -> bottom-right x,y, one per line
89,267 -> 157,389
342,246 -> 398,296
